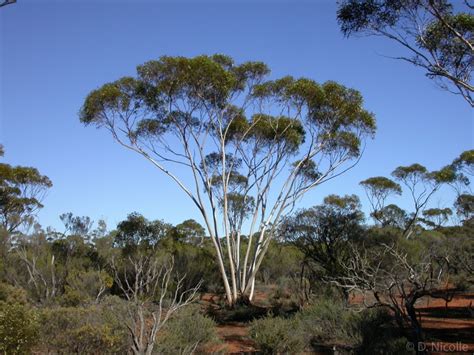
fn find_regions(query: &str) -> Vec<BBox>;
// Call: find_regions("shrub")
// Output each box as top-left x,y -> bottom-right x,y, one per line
0,301 -> 39,354
249,315 -> 307,354
156,304 -> 219,354
297,297 -> 361,347
38,304 -> 129,354
0,282 -> 28,304
269,277 -> 301,314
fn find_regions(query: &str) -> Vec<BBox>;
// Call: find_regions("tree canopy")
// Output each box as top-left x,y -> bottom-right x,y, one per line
337,0 -> 474,106
0,149 -> 52,234
80,55 -> 376,304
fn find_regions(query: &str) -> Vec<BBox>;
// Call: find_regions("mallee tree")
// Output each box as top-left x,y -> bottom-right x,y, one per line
80,55 -> 376,305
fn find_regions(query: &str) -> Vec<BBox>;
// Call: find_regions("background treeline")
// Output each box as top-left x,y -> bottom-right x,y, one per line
0,146 -> 472,354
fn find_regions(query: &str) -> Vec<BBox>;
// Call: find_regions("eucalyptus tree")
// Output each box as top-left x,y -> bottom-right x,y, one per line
283,194 -> 365,300
80,55 -> 376,305
172,219 -> 206,243
453,149 -> 474,175
337,0 -> 474,106
391,163 -> 452,238
0,148 -> 52,234
454,193 -> 474,223
377,204 -> 408,228
114,212 -> 172,254
359,176 -> 402,224
421,207 -> 453,228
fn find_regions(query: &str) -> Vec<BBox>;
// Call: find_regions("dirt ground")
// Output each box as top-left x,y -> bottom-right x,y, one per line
201,290 -> 474,354
417,293 -> 474,354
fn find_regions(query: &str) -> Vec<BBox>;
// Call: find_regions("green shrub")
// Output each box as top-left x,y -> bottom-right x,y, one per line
38,304 -> 129,354
269,278 -> 301,313
156,305 -> 219,354
249,316 -> 307,354
0,301 -> 39,354
65,324 -> 122,354
0,283 -> 28,304
297,298 -> 361,347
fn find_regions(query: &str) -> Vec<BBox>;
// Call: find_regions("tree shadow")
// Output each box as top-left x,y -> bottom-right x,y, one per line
418,306 -> 473,320
423,326 -> 474,344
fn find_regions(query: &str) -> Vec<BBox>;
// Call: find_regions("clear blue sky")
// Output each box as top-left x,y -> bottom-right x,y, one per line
1,0 -> 472,231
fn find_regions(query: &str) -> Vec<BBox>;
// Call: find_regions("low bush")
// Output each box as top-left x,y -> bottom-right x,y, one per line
297,297 -> 361,348
37,302 -> 129,354
0,282 -> 28,304
249,315 -> 307,354
156,304 -> 219,354
0,301 -> 39,354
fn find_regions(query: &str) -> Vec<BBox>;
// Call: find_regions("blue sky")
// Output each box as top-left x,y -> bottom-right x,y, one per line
1,0 -> 472,231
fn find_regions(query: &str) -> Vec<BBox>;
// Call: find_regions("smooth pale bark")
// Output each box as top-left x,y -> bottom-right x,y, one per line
80,59 -> 375,305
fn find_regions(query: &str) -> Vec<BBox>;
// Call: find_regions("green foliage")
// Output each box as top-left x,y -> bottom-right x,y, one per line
297,298 -> 361,347
249,316 -> 307,354
172,219 -> 206,242
421,12 -> 473,78
360,176 -> 402,210
323,193 -> 362,212
377,204 -> 408,228
0,283 -> 28,304
61,269 -> 113,306
38,304 -> 129,353
454,193 -> 474,222
161,238 -> 221,293
0,157 -> 52,232
439,224 -> 474,289
392,163 -> 428,181
259,244 -> 303,285
251,297 -> 409,354
114,212 -> 172,252
337,0 -> 473,105
79,76 -> 142,126
453,149 -> 474,176
283,195 -> 365,281
422,207 -> 453,228
0,302 -> 39,354
156,305 -> 219,354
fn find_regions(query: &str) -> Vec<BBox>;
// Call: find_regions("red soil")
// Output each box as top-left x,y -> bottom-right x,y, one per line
214,322 -> 256,353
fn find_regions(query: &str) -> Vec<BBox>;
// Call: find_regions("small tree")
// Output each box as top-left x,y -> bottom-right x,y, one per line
391,163 -> 451,238
377,204 -> 408,228
283,194 -> 365,300
80,55 -> 376,305
16,240 -> 61,303
114,212 -> 171,253
360,176 -> 402,224
333,242 -> 452,354
171,219 -> 206,243
421,207 -> 453,228
111,255 -> 201,355
337,0 -> 474,106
